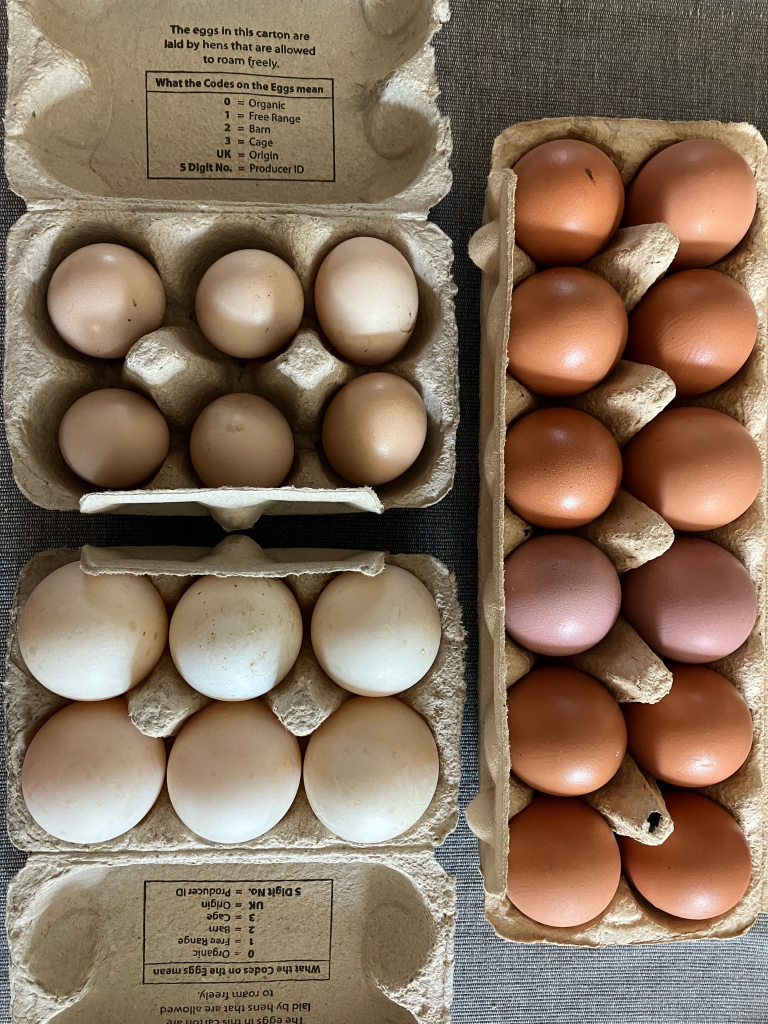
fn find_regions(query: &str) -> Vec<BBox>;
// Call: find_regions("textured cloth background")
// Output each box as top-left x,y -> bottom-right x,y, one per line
3,1 -> 768,1021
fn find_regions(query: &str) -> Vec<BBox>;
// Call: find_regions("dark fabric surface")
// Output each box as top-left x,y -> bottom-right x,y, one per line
3,1 -> 768,1021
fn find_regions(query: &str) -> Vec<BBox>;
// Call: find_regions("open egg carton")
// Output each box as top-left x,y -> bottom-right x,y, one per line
5,535 -> 465,1024
4,0 -> 457,531
468,117 -> 768,946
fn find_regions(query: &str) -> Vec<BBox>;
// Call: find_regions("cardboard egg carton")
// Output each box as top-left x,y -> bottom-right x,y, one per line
468,117 -> 768,945
4,0 -> 458,531
4,536 -> 465,1024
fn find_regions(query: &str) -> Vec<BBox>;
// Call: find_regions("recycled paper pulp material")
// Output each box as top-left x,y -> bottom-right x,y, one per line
4,0 -> 458,530
5,535 -> 466,1023
468,117 -> 768,945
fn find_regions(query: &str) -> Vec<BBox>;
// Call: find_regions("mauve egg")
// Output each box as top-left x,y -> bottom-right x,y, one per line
504,534 -> 621,656
622,407 -> 762,532
619,789 -> 752,920
507,667 -> 626,796
507,795 -> 621,927
505,407 -> 622,528
621,537 -> 757,663
624,139 -> 757,270
624,664 -> 753,787
626,269 -> 758,396
507,268 -> 627,396
511,139 -> 625,266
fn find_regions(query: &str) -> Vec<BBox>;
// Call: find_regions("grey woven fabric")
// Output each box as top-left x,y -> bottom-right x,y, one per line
2,1 -> 768,1021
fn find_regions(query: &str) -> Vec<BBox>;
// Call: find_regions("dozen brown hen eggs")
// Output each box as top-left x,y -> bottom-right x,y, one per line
503,137 -> 761,928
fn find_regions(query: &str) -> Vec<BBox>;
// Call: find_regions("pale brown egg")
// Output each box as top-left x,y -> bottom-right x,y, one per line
507,667 -> 626,795
314,237 -> 419,365
47,242 -> 165,359
621,537 -> 757,663
195,249 -> 304,359
505,407 -> 622,528
626,269 -> 758,396
507,795 -> 621,927
623,664 -> 753,787
619,789 -> 752,920
511,139 -> 624,265
507,268 -> 627,395
622,407 -> 762,531
190,393 -> 294,488
59,388 -> 170,489
322,373 -> 427,486
624,140 -> 757,270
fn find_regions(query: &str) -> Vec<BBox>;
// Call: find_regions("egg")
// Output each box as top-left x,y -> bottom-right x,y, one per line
322,372 -> 427,486
624,139 -> 757,270
314,237 -> 419,365
507,795 -> 621,927
507,268 -> 627,396
511,139 -> 625,266
167,700 -> 301,843
626,269 -> 758,396
623,664 -> 753,787
311,565 -> 441,696
47,242 -> 165,359
504,534 -> 621,656
195,249 -> 304,359
169,575 -> 302,700
21,699 -> 166,844
189,393 -> 294,488
505,408 -> 622,528
621,537 -> 757,663
302,696 -> 439,843
59,388 -> 170,489
18,561 -> 168,700
622,407 -> 762,531
507,667 -> 626,795
619,789 -> 752,920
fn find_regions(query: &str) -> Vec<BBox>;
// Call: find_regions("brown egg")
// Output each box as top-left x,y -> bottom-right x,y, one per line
624,140 -> 757,270
195,249 -> 304,359
622,407 -> 762,531
504,534 -> 621,656
190,393 -> 294,488
505,408 -> 622,528
507,667 -> 627,795
621,537 -> 757,663
626,270 -> 757,396
507,268 -> 627,396
619,789 -> 752,920
322,373 -> 427,486
47,243 -> 166,359
59,388 -> 170,488
507,795 -> 621,927
511,139 -> 624,266
624,664 -> 753,787
314,237 -> 419,365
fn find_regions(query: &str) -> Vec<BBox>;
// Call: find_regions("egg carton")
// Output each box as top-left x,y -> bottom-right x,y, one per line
468,117 -> 768,946
4,0 -> 457,531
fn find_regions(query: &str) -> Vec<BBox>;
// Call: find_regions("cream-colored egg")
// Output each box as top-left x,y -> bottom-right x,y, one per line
311,565 -> 441,696
167,700 -> 301,843
314,237 -> 419,365
18,561 -> 168,700
169,576 -> 302,700
21,699 -> 166,844
303,696 -> 439,843
195,250 -> 304,359
47,242 -> 166,359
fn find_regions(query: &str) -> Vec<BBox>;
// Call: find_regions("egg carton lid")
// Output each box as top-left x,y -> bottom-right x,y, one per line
5,0 -> 452,216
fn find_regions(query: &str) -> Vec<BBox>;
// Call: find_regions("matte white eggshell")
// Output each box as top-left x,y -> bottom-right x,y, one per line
169,576 -> 302,700
310,565 -> 441,696
18,561 -> 168,700
166,700 -> 301,843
